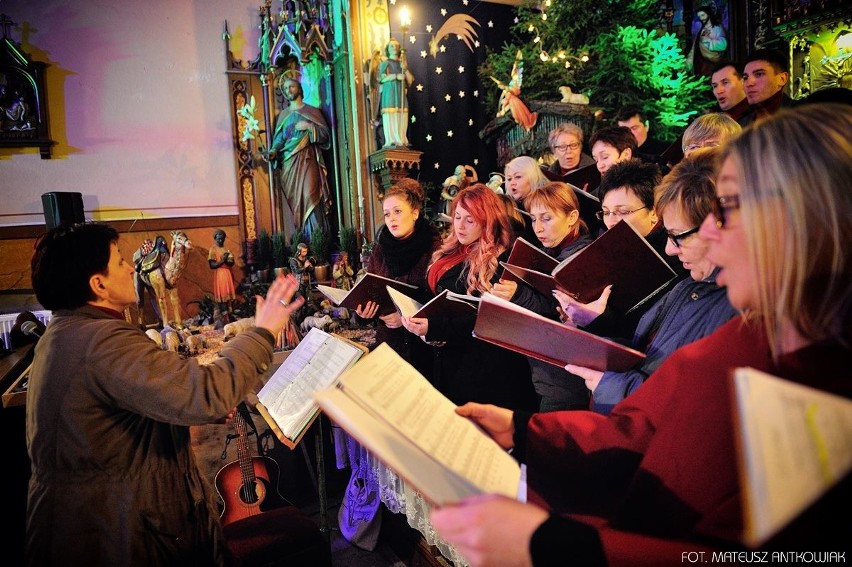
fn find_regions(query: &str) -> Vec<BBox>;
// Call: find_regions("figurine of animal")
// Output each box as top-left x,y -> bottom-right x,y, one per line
223,317 -> 255,340
145,328 -> 162,348
559,86 -> 589,105
300,313 -> 334,333
183,334 -> 206,355
133,230 -> 192,329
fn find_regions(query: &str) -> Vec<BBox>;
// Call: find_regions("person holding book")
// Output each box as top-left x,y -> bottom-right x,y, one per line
555,159 -> 689,343
491,181 -> 594,411
429,104 -> 852,565
544,122 -> 595,179
354,178 -> 441,377
25,221 -> 305,566
566,149 -> 738,414
400,183 -> 539,412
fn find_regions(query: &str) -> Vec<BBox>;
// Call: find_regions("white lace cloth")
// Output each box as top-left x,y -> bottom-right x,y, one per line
368,453 -> 470,567
332,425 -> 468,566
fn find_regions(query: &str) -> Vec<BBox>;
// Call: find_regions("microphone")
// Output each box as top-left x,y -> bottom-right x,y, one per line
21,320 -> 44,339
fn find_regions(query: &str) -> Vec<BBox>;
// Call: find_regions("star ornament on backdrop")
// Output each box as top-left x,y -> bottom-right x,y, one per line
428,13 -> 481,58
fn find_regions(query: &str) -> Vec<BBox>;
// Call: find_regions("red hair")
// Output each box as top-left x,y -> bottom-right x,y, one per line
431,183 -> 513,294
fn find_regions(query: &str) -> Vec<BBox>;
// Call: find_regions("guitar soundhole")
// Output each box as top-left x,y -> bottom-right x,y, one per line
239,479 -> 267,505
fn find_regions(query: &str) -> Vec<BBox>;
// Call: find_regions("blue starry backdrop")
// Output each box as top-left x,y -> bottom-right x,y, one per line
386,0 -> 517,203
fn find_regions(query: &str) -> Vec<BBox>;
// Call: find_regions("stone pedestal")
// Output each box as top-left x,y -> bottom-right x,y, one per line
368,147 -> 423,198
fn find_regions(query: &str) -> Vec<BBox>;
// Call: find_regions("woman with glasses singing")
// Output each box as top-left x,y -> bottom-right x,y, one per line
565,149 -> 737,414
556,159 -> 689,342
429,102 -> 852,567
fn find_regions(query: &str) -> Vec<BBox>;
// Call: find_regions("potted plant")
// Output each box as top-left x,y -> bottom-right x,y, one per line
271,232 -> 288,277
255,229 -> 273,281
309,227 -> 331,283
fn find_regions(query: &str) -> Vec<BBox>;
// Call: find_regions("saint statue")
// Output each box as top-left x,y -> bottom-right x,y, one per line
378,38 -> 414,147
265,73 -> 332,242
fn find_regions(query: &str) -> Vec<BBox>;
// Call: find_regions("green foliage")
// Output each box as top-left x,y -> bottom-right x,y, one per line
339,226 -> 358,270
310,227 -> 330,265
579,26 -> 714,141
256,229 -> 272,269
271,232 -> 287,268
479,0 -> 713,141
289,231 -> 307,258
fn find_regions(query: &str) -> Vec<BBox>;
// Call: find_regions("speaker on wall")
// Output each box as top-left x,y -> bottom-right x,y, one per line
41,192 -> 84,230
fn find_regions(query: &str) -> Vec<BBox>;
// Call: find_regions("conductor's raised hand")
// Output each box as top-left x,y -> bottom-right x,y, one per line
254,273 -> 303,337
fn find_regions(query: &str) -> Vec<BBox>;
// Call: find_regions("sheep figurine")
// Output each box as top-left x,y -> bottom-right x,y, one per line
162,330 -> 181,352
223,317 -> 256,340
145,328 -> 163,348
183,333 -> 206,355
300,313 -> 334,333
559,86 -> 589,105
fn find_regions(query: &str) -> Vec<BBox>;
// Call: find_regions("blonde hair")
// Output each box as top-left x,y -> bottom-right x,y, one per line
721,104 -> 852,357
682,113 -> 741,152
504,156 -> 549,198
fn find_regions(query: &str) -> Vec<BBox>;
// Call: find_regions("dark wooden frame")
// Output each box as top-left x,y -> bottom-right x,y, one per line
0,14 -> 54,159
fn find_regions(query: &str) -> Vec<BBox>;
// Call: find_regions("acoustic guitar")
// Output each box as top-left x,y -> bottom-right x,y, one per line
214,407 -> 287,527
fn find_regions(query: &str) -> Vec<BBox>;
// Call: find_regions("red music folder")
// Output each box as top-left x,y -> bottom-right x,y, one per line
501,220 -> 676,314
316,272 -> 418,316
472,293 -> 645,371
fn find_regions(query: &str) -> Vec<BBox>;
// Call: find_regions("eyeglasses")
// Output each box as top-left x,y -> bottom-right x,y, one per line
595,206 -> 647,220
682,140 -> 722,153
553,142 -> 581,152
666,226 -> 700,248
712,195 -> 740,229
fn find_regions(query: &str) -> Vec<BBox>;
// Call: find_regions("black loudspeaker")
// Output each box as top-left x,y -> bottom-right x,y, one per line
41,192 -> 84,230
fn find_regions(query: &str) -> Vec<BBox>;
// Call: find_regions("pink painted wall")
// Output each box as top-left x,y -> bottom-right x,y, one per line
0,0 -> 263,227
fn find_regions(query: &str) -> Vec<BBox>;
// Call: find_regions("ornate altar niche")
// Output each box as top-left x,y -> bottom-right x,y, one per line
0,13 -> 54,159
479,100 -> 600,168
752,0 -> 852,99
223,1 -> 335,267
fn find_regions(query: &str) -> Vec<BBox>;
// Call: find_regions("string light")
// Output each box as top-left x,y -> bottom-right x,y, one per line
525,2 -> 588,68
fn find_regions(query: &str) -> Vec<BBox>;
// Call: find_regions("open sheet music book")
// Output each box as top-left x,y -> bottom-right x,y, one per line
733,367 -> 852,548
501,220 -> 677,314
314,343 -> 522,506
316,272 -> 418,316
255,327 -> 368,449
386,287 -> 479,320
473,292 -> 645,371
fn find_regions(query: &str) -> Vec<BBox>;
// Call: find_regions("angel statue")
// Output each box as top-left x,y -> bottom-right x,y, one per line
490,50 -> 538,132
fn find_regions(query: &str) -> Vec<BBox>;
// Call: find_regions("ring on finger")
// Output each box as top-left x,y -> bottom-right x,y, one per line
279,299 -> 289,307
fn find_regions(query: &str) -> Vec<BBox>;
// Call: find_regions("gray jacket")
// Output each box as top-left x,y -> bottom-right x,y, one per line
26,305 -> 274,566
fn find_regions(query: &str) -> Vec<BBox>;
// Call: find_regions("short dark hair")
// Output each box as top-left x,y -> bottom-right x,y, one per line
615,105 -> 645,123
31,222 -> 119,310
589,126 -> 638,154
710,59 -> 743,76
744,49 -> 788,74
598,159 -> 661,209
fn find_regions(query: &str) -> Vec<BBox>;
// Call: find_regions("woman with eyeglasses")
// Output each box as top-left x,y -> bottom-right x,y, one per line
565,149 -> 737,414
429,103 -> 852,567
544,122 -> 595,179
491,181 -> 595,411
681,112 -> 741,158
555,159 -> 689,342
